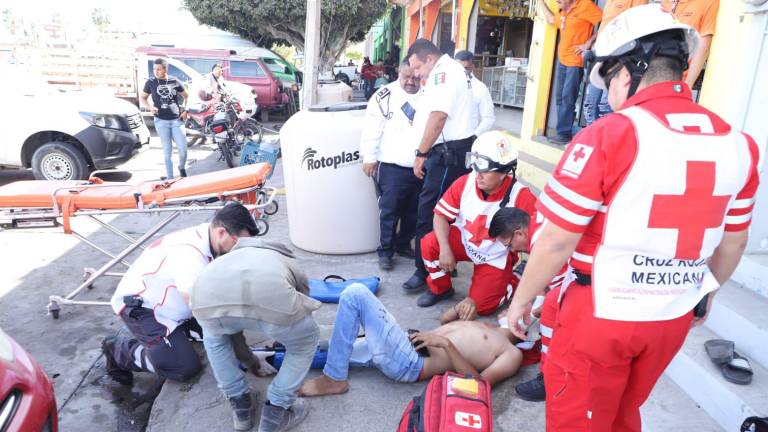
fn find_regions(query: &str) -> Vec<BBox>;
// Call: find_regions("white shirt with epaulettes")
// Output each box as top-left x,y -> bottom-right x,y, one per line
413,54 -> 475,144
359,81 -> 422,167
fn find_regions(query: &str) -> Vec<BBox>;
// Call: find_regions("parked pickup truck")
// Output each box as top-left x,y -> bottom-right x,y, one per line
0,65 -> 150,181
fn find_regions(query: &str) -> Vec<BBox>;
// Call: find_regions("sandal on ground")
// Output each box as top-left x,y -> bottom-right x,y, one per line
741,416 -> 768,432
722,352 -> 754,385
704,339 -> 734,365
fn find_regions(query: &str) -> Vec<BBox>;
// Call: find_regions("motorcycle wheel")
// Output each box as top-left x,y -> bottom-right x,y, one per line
234,119 -> 263,146
219,140 -> 236,168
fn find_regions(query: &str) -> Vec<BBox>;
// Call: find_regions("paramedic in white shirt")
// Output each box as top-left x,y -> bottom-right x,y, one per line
404,39 -> 476,292
454,50 -> 495,137
101,203 -> 261,385
360,61 -> 423,271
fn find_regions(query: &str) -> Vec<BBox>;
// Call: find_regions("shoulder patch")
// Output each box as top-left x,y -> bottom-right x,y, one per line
434,72 -> 446,85
560,143 -> 593,179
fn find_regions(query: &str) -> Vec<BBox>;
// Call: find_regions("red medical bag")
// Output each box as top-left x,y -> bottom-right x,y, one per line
397,372 -> 492,431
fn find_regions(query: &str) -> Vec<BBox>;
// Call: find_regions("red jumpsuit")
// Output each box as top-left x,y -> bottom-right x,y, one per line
536,82 -> 762,431
422,172 -> 537,315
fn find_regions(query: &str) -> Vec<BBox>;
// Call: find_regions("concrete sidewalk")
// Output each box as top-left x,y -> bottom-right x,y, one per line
0,127 -> 721,431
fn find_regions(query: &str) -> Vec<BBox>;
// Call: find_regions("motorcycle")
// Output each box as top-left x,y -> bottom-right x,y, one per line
186,91 -> 263,148
208,106 -> 240,168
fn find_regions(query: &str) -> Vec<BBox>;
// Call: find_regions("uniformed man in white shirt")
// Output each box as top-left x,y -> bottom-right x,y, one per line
101,203 -> 263,386
360,61 -> 423,271
454,50 -> 495,137
403,39 -> 476,292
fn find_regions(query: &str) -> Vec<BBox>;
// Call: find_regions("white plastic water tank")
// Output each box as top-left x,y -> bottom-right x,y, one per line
316,80 -> 352,104
280,102 -> 379,254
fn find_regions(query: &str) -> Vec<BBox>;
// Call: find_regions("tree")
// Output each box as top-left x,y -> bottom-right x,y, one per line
183,0 -> 388,73
91,8 -> 110,33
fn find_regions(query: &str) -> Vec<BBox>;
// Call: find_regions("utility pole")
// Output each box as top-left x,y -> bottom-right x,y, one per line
302,0 -> 322,109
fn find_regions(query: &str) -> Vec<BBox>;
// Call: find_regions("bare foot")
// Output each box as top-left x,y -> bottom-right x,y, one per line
299,375 -> 349,397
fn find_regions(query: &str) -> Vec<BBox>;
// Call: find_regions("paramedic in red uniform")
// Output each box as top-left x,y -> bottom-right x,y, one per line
506,5 -> 763,431
416,131 -> 538,313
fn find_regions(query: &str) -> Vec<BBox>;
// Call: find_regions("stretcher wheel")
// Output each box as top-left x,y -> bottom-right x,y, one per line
48,302 -> 61,320
83,268 -> 95,289
264,200 -> 278,216
255,219 -> 269,236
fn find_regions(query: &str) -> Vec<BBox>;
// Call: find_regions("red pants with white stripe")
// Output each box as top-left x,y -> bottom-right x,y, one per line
421,226 -> 518,315
539,285 -> 560,368
543,282 -> 693,432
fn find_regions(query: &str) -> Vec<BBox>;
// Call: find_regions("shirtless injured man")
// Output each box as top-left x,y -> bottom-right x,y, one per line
299,284 -> 523,396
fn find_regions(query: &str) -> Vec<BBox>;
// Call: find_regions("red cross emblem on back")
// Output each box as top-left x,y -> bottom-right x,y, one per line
465,214 -> 492,247
648,161 -> 731,260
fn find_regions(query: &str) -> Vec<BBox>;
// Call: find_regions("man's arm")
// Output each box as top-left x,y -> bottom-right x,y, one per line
433,213 -> 457,273
708,230 -> 749,285
685,35 -> 712,89
360,97 -> 386,177
140,91 -> 158,115
507,223 -> 582,339
538,0 -> 555,25
413,111 -> 448,179
575,33 -> 598,56
480,347 -> 523,386
440,297 -> 478,324
178,89 -> 189,120
289,259 -> 310,295
692,230 -> 749,327
473,85 -> 495,136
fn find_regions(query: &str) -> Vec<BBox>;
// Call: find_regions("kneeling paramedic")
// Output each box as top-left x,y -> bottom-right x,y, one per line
507,5 -> 762,431
103,203 -> 262,385
190,238 -> 321,432
417,130 -> 537,313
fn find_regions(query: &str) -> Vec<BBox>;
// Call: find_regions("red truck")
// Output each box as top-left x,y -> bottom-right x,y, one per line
135,46 -> 290,113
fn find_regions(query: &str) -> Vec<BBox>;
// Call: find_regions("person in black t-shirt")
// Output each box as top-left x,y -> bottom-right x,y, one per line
141,58 -> 190,178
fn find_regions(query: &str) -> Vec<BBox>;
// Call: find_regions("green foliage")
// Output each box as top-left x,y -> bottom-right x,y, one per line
345,49 -> 362,62
91,8 -> 110,32
183,0 -> 388,70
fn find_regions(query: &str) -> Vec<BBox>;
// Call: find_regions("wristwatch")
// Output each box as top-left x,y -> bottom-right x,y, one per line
415,149 -> 429,158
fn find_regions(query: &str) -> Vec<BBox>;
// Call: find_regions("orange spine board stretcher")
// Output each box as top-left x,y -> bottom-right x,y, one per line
0,163 -> 272,233
0,163 -> 271,209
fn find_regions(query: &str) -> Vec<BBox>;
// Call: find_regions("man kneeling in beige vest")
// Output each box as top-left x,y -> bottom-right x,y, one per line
190,238 -> 321,432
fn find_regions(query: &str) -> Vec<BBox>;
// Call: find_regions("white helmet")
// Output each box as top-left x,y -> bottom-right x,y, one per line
589,4 -> 700,94
466,131 -> 519,174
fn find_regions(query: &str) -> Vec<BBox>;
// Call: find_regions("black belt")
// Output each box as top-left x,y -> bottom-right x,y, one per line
379,162 -> 412,170
573,271 -> 591,286
430,136 -> 474,154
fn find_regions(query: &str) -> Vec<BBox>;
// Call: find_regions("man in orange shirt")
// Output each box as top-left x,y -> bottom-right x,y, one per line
662,0 -> 720,89
584,0 -> 648,126
538,0 -> 602,145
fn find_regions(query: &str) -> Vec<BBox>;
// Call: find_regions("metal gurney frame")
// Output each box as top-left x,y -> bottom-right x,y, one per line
0,166 -> 277,319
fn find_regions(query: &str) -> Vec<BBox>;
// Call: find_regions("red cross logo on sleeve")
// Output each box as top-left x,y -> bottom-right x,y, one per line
464,214 -> 492,247
571,146 -> 587,162
648,161 -> 731,260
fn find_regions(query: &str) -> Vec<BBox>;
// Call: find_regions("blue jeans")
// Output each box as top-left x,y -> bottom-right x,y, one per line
154,117 -> 188,179
199,315 -> 319,409
583,83 -> 612,126
323,284 -> 424,383
554,61 -> 585,138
